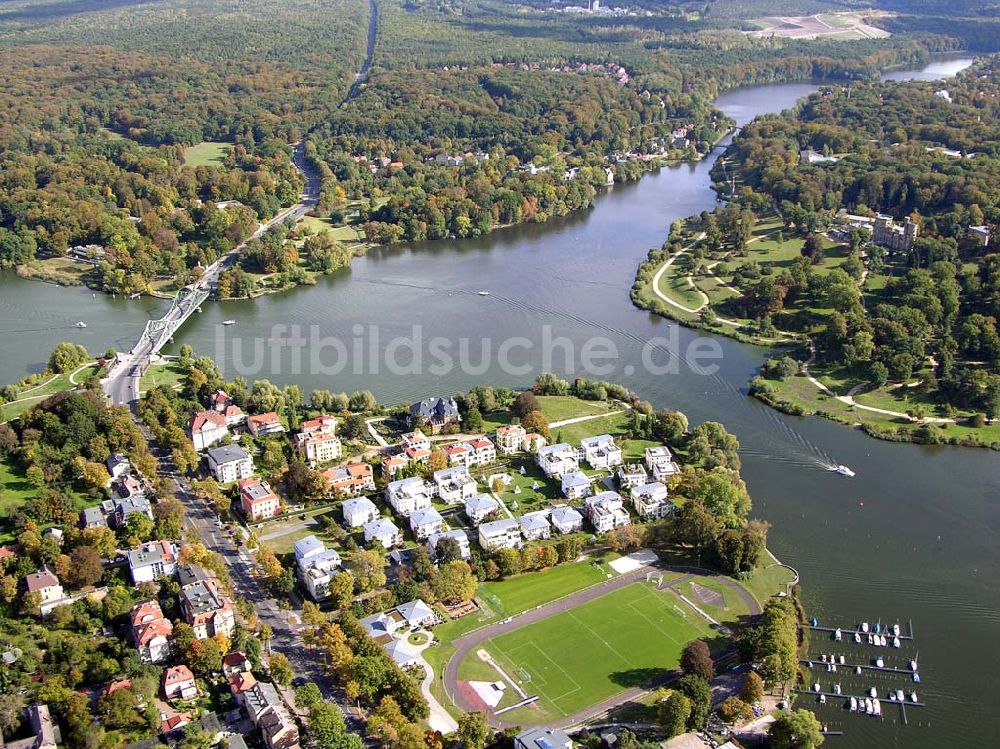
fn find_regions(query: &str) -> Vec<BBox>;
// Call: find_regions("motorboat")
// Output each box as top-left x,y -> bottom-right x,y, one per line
889,691 -> 896,701
833,684 -> 841,695
893,637 -> 901,648
821,654 -> 828,663
910,692 -> 918,703
831,464 -> 856,477
819,695 -> 826,705
862,622 -> 870,633
834,628 -> 842,641
477,290 -> 490,296
909,659 -> 918,671
839,655 -> 846,664
870,687 -> 878,699
875,657 -> 884,668
896,689 -> 905,701
813,682 -> 821,693
222,320 -> 236,326
865,698 -> 873,715
913,673 -> 921,684
873,700 -> 882,716
856,666 -> 862,675
850,697 -> 858,712
893,623 -> 901,637
854,632 -> 862,643
75,321 -> 87,328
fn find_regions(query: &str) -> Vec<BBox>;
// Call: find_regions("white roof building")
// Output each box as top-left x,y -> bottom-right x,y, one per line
536,443 -> 579,478
519,512 -> 551,541
550,506 -> 584,535
427,529 -> 471,559
585,491 -> 631,533
434,466 -> 478,504
580,434 -> 623,469
464,493 -> 500,525
478,518 -> 522,551
409,507 -> 445,540
561,470 -> 593,500
386,477 -> 433,517
631,481 -> 673,519
364,518 -> 402,549
342,496 -> 380,528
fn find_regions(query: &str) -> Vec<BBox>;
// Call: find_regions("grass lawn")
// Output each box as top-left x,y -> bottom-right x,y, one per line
479,582 -> 724,722
656,267 -> 704,310
672,575 -> 751,624
536,396 -> 615,423
552,412 -> 629,445
297,215 -> 366,243
1,365 -> 100,423
183,141 -> 229,168
0,456 -> 35,518
743,555 -> 798,606
494,457 -> 561,515
141,361 -> 188,392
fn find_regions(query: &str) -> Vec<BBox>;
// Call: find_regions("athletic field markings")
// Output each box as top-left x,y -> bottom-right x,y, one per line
496,640 -> 583,709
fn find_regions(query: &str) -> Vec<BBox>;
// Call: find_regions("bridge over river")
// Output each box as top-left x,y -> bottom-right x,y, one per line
101,142 -> 320,406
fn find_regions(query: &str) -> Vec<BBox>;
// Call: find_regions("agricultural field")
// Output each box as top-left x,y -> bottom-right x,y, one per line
475,581 -> 726,722
746,11 -> 892,41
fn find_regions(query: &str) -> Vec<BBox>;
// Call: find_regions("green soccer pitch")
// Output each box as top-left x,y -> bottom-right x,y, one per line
477,582 -> 728,722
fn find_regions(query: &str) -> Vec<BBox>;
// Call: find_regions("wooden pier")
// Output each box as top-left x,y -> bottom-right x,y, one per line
793,688 -> 926,708
799,619 -> 915,641
800,658 -> 919,675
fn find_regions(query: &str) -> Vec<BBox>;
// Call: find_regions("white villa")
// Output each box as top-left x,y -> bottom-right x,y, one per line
645,446 -> 680,481
464,493 -> 500,525
342,496 -> 380,528
364,518 -> 402,549
409,507 -> 445,540
385,477 -> 433,516
427,529 -> 471,559
294,535 -> 342,600
550,506 -> 584,534
585,491 -> 631,533
495,424 -> 526,455
536,443 -> 579,478
434,466 -> 478,504
581,434 -> 623,469
618,464 -> 649,490
207,444 -> 254,484
561,470 -> 592,500
478,518 -> 522,551
519,512 -> 551,541
631,481 -> 673,520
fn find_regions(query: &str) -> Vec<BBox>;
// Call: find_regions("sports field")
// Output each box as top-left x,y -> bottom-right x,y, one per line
481,582 -> 721,721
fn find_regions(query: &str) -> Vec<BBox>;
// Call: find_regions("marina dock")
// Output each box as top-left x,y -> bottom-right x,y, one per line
799,619 -> 915,641
793,689 -> 926,708
801,659 -> 920,675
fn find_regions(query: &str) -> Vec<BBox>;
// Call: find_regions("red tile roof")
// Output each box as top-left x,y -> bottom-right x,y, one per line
190,410 -> 226,432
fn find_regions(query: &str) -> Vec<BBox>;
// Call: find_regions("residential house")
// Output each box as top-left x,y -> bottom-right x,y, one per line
223,651 -> 252,678
401,430 -> 431,452
385,477 -> 433,516
295,416 -> 341,465
519,512 -> 551,541
464,494 -> 500,525
104,495 -> 153,528
409,397 -> 461,434
247,412 -> 285,437
525,433 -> 548,452
561,471 -> 592,500
80,506 -> 107,529
467,437 -> 496,466
207,444 -> 254,484
210,390 -> 232,412
189,411 -> 228,451
2,705 -> 61,749
223,404 -> 246,427
130,600 -> 173,663
580,435 -> 623,469
324,462 -> 375,497
180,578 -> 236,639
427,529 -> 471,559
293,535 -> 342,600
25,567 -> 64,616
550,506 -> 584,535
536,443 -> 579,478
631,482 -> 673,520
442,442 -> 473,466
106,453 -> 131,481
364,518 -> 402,549
515,728 -> 573,749
495,425 -> 526,455
478,518 -> 522,551
644,446 -> 680,482
618,464 -> 649,490
163,665 -> 198,701
342,496 -> 380,528
127,541 -> 178,584
359,611 -> 402,642
381,454 -> 410,479
585,492 -> 631,533
112,475 -> 146,502
231,675 -> 300,749
384,640 -> 421,668
397,598 -> 436,628
434,466 -> 477,504
239,478 -> 281,522
409,507 -> 445,540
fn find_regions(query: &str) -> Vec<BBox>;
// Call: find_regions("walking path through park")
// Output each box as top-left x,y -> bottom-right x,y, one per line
442,560 -> 760,730
548,406 -> 629,429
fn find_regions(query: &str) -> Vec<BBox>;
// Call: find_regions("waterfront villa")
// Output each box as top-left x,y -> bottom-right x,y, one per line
585,491 -> 631,533
581,434 -> 623,469
536,443 -> 579,478
631,481 -> 673,520
410,397 -> 461,434
644,446 -> 680,481
342,496 -> 380,528
247,412 -> 285,437
618,464 -> 649,490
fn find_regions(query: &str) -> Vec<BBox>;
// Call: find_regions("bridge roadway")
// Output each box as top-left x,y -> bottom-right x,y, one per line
101,142 -> 320,406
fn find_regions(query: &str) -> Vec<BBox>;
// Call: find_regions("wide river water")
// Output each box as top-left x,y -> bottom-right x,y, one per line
0,56 -> 995,746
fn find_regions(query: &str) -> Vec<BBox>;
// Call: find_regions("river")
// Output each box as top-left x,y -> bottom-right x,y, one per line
1,57 -> 995,746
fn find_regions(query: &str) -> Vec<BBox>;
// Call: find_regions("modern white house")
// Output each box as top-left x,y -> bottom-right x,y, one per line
478,518 -> 522,551
561,470 -> 592,500
585,491 -> 631,533
519,512 -> 551,541
293,535 -> 342,600
364,518 -> 402,549
401,430 -> 431,453
442,442 -> 473,466
536,443 -> 579,478
128,541 -> 179,584
581,434 -> 623,469
342,496 -> 380,528
495,424 -> 526,454
427,529 -> 471,559
464,493 -> 500,525
385,477 -> 433,516
295,415 -> 341,466
409,507 -> 445,540
631,481 -> 673,520
207,444 -> 253,484
434,466 -> 478,504
617,464 -> 649,490
645,446 -> 680,481
397,598 -> 436,628
467,437 -> 497,466
106,453 -> 131,481
550,506 -> 584,535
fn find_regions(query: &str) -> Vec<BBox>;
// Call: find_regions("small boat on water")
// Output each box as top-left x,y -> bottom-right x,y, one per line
811,617 -> 819,627
854,632 -> 862,643
834,628 -> 842,641
896,689 -> 905,701
819,694 -> 826,705
893,623 -> 901,637
833,684 -> 841,695
862,622 -> 870,633
222,320 -> 236,326
839,655 -> 846,664
873,700 -> 882,717
865,698 -> 874,715
875,657 -> 884,668
910,659 -> 918,671
831,464 -> 856,477
910,692 -> 918,703
856,666 -> 863,675
813,682 -> 821,693
913,673 -> 921,684
893,636 -> 901,648
821,654 -> 828,663
75,321 -> 87,328
870,687 -> 878,699
889,692 -> 896,701
881,635 -> 889,647
874,622 -> 882,634
868,634 -> 874,645
477,290 -> 490,296
850,697 -> 858,712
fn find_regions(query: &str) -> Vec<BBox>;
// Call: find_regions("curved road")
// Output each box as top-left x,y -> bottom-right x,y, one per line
442,563 -> 760,730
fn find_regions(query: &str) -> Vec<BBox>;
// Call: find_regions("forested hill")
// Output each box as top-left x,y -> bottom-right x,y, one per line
722,56 -> 1000,418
